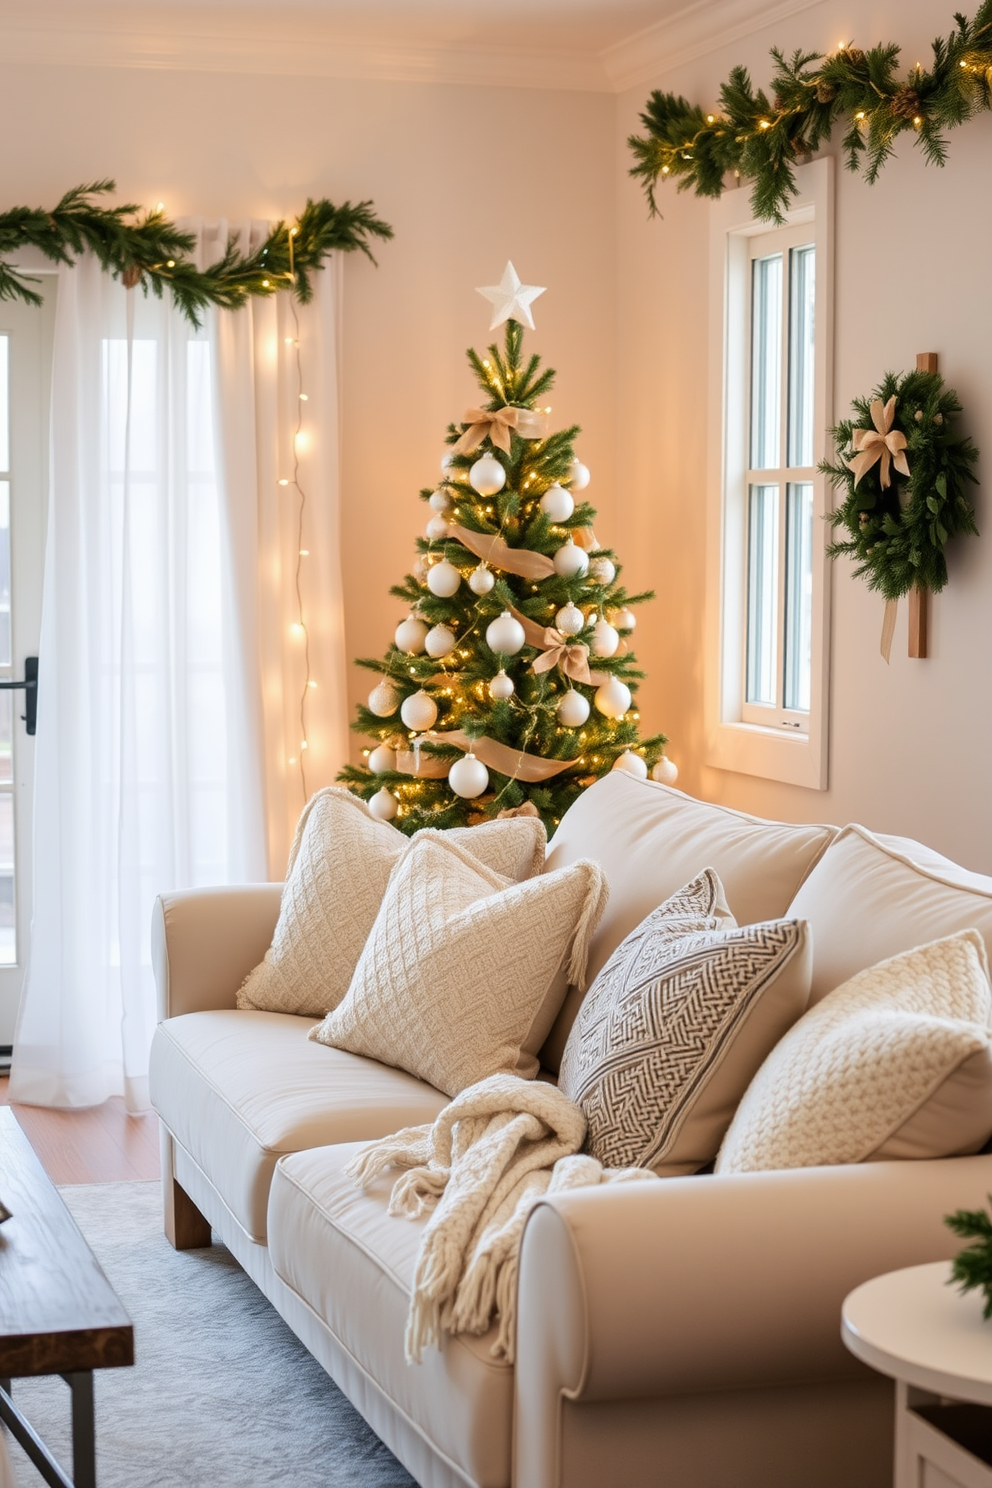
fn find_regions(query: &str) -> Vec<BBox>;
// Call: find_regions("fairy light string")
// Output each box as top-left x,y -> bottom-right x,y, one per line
282,225 -> 314,801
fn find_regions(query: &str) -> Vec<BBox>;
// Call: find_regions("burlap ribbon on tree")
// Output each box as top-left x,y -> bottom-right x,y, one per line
847,396 -> 910,489
444,524 -> 555,580
505,603 -> 609,687
441,524 -> 601,582
396,730 -> 579,782
451,406 -> 549,456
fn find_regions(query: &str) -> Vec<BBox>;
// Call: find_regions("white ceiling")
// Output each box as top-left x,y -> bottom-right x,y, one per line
0,0 -> 821,91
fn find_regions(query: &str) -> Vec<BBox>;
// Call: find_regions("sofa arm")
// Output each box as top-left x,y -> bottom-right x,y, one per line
151,884 -> 283,1019
514,1155 -> 992,1485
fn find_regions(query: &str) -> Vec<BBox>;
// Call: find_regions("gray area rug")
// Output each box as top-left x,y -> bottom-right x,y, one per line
6,1182 -> 416,1487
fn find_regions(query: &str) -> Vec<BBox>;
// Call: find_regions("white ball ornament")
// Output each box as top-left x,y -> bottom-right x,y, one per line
556,690 -> 590,727
489,669 -> 515,701
486,610 -> 526,655
539,483 -> 574,523
425,624 -> 456,659
555,602 -> 585,636
469,452 -> 506,496
613,607 -> 637,631
368,681 -> 399,717
612,750 -> 648,780
594,676 -> 632,720
368,743 -> 397,774
427,559 -> 462,597
652,757 -> 679,786
568,456 -> 591,490
429,489 -> 452,513
448,752 -> 490,799
440,452 -> 455,474
368,787 -> 399,821
553,538 -> 589,579
394,616 -> 428,655
591,616 -> 620,658
425,513 -> 449,541
469,562 -> 495,595
589,556 -> 616,586
400,689 -> 438,732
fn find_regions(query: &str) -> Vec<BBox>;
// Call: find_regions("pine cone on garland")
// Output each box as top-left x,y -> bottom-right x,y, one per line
890,87 -> 922,120
815,80 -> 837,103
837,46 -> 866,67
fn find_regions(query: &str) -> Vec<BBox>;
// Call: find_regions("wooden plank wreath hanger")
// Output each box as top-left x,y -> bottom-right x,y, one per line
908,352 -> 937,659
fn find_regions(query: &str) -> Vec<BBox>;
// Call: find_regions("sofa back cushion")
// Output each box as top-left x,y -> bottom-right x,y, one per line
786,825 -> 992,1004
539,774 -> 836,1071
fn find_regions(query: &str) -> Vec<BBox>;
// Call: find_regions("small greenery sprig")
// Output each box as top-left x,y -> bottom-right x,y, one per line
821,368 -> 979,601
0,181 -> 393,328
946,1199 -> 992,1317
629,2 -> 992,223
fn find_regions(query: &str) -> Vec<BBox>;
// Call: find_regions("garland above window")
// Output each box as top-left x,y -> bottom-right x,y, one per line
0,180 -> 393,326
628,2 -> 992,223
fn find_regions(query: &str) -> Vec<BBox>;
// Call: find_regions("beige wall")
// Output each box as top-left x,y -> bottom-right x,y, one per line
616,0 -> 992,870
0,58 -> 617,823
6,1 -> 990,871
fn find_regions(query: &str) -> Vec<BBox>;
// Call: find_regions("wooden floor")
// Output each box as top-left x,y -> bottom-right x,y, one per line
0,1077 -> 161,1184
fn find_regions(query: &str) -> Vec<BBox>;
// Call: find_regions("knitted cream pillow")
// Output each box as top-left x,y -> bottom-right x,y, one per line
716,930 -> 992,1174
238,788 -> 546,1018
558,869 -> 812,1175
310,833 -> 607,1097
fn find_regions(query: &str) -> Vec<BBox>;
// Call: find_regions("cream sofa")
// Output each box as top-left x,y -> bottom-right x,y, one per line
149,774 -> 992,1488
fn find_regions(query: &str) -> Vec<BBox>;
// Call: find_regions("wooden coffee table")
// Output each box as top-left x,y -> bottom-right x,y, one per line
0,1107 -> 133,1487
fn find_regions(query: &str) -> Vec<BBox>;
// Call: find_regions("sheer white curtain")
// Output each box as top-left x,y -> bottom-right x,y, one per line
10,225 -> 348,1109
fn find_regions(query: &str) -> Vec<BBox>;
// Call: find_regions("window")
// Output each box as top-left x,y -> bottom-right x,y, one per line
704,159 -> 832,790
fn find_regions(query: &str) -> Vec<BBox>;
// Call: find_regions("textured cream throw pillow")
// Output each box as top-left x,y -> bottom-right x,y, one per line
238,788 -> 546,1018
310,833 -> 607,1097
716,930 -> 992,1173
558,869 -> 812,1175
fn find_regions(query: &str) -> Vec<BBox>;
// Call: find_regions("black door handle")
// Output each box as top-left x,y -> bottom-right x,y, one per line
0,657 -> 38,735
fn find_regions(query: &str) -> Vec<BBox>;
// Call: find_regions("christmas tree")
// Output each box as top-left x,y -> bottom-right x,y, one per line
339,264 -> 671,836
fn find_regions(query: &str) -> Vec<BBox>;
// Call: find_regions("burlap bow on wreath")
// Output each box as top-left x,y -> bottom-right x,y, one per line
847,396 -> 910,489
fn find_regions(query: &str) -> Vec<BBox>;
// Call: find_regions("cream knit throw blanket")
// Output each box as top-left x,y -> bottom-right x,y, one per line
345,1073 -> 654,1364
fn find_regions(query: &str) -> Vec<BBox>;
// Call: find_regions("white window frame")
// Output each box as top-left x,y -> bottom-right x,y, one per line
704,157 -> 833,790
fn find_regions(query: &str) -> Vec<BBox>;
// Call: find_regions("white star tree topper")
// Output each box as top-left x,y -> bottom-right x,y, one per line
476,262 -> 546,331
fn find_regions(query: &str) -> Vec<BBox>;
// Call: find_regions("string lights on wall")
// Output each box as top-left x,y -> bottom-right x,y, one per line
280,226 -> 316,800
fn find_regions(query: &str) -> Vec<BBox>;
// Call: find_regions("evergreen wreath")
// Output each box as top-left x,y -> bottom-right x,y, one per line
628,2 -> 992,223
821,367 -> 979,601
946,1199 -> 992,1318
0,181 -> 393,328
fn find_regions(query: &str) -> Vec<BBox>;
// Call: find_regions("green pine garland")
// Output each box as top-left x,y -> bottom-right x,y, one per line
821,368 -> 978,601
0,181 -> 393,327
629,3 -> 992,223
946,1198 -> 992,1318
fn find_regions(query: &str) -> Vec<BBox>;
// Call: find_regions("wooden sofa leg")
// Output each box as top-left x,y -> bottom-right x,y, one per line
160,1129 -> 212,1250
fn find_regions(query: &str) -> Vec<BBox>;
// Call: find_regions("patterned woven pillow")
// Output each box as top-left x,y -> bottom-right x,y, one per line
238,788 -> 546,1018
310,832 -> 607,1097
558,869 -> 811,1175
716,930 -> 992,1173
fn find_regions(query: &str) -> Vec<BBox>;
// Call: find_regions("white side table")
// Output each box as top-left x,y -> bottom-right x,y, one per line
843,1262 -> 992,1488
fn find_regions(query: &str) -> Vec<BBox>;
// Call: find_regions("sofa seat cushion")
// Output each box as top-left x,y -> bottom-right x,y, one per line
786,825 -> 992,1004
269,1143 -> 512,1488
149,1010 -> 449,1242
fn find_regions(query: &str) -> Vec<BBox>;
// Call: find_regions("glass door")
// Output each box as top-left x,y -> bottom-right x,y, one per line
0,284 -> 55,1049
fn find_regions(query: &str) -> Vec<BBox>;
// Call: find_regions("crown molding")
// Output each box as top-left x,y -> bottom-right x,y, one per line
0,0 -> 830,94
0,13 -> 613,92
603,0 -> 828,92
